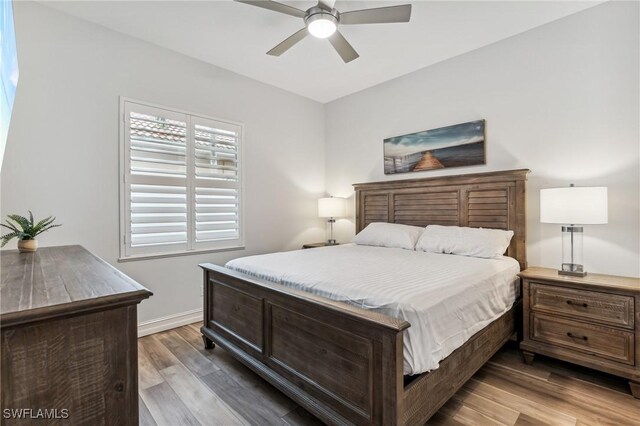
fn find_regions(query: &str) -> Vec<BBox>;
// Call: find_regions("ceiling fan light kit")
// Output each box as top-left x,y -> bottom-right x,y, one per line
305,8 -> 338,39
236,0 -> 412,63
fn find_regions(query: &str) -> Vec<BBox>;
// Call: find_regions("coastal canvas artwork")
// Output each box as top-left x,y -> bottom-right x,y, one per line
383,120 -> 485,174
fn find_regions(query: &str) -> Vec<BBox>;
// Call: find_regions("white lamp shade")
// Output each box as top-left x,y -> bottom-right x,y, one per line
318,197 -> 346,218
540,186 -> 608,224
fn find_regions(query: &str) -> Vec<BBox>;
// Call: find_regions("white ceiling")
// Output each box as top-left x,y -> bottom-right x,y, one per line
42,0 -> 601,103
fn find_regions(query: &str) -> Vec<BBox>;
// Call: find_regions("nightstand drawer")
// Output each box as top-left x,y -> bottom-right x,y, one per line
531,313 -> 635,365
530,283 -> 634,329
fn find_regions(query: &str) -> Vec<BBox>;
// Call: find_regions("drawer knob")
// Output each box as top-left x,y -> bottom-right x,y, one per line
567,332 -> 588,341
566,300 -> 588,308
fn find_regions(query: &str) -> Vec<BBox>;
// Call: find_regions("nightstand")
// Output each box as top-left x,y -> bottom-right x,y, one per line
519,267 -> 640,398
302,242 -> 339,249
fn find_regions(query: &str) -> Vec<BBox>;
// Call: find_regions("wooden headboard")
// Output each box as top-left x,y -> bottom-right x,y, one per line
353,169 -> 530,269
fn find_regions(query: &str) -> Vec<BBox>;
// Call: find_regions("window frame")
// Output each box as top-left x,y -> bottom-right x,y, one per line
118,97 -> 245,262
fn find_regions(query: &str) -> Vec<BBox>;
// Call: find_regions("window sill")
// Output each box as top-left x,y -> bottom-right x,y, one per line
118,246 -> 245,263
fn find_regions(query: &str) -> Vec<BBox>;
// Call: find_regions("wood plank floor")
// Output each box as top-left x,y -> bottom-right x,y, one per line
139,323 -> 640,425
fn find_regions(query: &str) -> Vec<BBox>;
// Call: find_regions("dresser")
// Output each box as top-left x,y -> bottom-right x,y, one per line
1,245 -> 152,424
519,267 -> 640,398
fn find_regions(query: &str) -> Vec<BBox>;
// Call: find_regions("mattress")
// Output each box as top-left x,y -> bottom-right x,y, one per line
225,244 -> 520,375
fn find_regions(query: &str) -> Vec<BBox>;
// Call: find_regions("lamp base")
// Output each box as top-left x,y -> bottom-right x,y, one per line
558,226 -> 586,277
558,270 -> 587,277
559,263 -> 587,277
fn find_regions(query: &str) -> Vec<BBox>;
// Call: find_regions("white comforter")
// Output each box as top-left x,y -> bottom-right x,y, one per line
226,244 -> 519,375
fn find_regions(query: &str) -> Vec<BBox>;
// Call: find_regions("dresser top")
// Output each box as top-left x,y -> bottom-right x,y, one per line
1,245 -> 152,327
519,266 -> 640,294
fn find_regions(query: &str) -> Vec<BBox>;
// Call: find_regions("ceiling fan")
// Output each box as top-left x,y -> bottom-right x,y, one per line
235,0 -> 412,63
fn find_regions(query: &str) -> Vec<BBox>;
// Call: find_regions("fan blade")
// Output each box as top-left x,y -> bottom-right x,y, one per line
318,0 -> 336,10
340,4 -> 411,25
328,31 -> 359,63
235,0 -> 306,18
267,27 -> 308,56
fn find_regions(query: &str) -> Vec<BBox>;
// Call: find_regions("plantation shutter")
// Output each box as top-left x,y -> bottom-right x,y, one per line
121,100 -> 243,258
192,117 -> 242,248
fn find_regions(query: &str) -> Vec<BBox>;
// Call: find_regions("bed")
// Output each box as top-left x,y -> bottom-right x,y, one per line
199,169 -> 529,425
226,244 -> 521,376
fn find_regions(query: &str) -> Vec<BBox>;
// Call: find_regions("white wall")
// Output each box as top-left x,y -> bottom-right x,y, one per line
1,2 -> 326,323
2,0 -> 638,332
325,1 -> 640,277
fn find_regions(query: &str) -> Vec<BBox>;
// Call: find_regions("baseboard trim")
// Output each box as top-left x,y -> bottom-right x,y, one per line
138,308 -> 202,337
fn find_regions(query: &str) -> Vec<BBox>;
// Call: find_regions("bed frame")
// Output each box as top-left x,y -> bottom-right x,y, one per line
200,169 -> 529,425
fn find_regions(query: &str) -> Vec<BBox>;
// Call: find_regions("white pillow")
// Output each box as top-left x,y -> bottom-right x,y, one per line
415,225 -> 514,259
352,222 -> 424,250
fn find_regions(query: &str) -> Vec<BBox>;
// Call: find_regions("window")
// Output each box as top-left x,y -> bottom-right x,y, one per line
119,99 -> 243,259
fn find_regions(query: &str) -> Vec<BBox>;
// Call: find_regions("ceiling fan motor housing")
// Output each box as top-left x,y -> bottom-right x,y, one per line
304,6 -> 340,27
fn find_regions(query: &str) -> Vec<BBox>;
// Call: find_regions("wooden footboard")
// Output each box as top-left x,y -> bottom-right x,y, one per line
200,263 -> 518,425
199,263 -> 410,425
402,302 -> 517,424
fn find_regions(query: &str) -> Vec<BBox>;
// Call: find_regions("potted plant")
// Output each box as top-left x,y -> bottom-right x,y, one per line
1,211 -> 61,253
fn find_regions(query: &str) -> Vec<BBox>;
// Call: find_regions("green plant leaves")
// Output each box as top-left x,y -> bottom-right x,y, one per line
36,223 -> 62,236
0,212 -> 61,245
0,222 -> 20,233
1,231 -> 23,247
31,216 -> 57,236
6,214 -> 30,230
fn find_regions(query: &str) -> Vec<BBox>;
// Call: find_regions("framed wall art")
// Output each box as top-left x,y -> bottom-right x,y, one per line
384,120 -> 485,174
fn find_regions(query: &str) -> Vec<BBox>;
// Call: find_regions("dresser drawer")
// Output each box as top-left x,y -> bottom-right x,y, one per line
531,313 -> 634,365
530,282 -> 634,329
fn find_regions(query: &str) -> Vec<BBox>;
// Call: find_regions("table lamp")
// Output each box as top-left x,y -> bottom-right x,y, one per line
318,197 -> 346,245
540,185 -> 608,277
